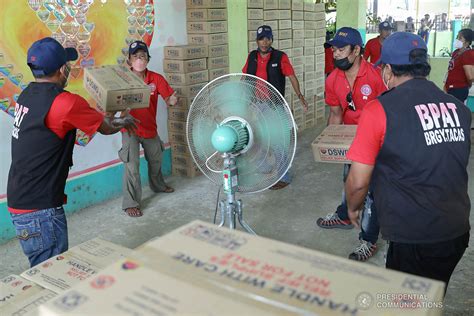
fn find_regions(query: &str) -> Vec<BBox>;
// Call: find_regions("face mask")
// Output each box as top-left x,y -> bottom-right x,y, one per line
132,59 -> 147,72
453,39 -> 464,50
333,57 -> 354,71
382,66 -> 390,90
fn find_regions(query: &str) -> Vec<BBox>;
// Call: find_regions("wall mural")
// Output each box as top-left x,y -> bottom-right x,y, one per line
0,0 -> 155,146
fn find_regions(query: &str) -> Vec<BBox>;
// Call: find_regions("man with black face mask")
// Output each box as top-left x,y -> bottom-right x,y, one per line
316,27 -> 386,262
7,37 -> 138,267
243,25 -> 307,190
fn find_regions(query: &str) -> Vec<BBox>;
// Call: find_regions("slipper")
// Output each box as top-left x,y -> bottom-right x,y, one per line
162,186 -> 175,193
269,181 -> 289,190
124,207 -> 143,217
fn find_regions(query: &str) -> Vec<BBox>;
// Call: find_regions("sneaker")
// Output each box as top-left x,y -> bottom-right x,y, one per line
316,212 -> 354,229
348,240 -> 377,262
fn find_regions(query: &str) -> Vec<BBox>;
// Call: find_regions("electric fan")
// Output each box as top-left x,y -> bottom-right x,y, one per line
186,73 -> 297,234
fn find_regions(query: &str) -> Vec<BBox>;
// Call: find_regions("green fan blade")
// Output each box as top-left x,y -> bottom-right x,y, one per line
210,81 -> 252,118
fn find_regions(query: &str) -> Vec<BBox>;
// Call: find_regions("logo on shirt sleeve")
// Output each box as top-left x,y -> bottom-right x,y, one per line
148,83 -> 156,95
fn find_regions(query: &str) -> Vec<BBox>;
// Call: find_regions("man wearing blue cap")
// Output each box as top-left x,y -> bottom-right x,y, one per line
346,32 -> 470,289
7,37 -> 137,267
364,21 -> 393,64
316,27 -> 386,262
242,25 -> 307,190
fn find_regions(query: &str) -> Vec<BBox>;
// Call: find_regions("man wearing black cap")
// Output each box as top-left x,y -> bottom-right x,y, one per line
242,25 -> 307,190
7,37 -> 137,267
346,32 -> 470,288
316,27 -> 386,262
364,21 -> 393,64
120,41 -> 177,217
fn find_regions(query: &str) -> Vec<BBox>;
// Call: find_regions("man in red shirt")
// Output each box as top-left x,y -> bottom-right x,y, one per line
242,25 -> 307,190
444,28 -> 474,102
316,27 -> 386,261
120,41 -> 177,217
364,21 -> 392,64
345,32 -> 470,290
7,37 -> 137,267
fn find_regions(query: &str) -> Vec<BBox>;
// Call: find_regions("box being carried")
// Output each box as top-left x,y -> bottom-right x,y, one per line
83,65 -> 150,112
312,124 -> 357,164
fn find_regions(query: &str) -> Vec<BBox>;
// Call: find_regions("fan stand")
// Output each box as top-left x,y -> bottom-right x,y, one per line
216,154 -> 256,235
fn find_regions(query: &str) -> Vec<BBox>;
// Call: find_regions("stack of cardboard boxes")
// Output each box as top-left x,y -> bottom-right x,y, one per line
247,0 -> 326,132
163,0 -> 229,177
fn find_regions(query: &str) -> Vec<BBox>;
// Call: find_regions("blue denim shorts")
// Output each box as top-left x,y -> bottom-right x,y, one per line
11,207 -> 68,267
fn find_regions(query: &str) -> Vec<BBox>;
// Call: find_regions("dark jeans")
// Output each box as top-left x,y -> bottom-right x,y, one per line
386,232 -> 469,292
447,87 -> 469,103
336,164 -> 380,244
11,207 -> 68,267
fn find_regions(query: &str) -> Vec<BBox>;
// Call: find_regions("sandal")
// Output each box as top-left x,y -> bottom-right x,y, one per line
161,186 -> 175,193
124,207 -> 143,217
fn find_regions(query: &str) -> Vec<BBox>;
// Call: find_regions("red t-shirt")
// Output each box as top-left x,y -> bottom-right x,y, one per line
9,92 -> 104,214
364,37 -> 382,64
325,47 -> 335,75
325,58 -> 387,125
445,48 -> 474,89
125,70 -> 174,138
242,50 -> 295,79
346,99 -> 386,165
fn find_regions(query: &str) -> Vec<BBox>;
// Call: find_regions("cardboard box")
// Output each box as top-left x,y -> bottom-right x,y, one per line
304,20 -> 317,29
315,52 -> 325,68
187,21 -> 227,34
163,45 -> 208,60
172,82 -> 207,98
279,19 -> 292,29
248,41 -> 257,52
291,55 -> 304,66
263,10 -> 279,20
312,125 -> 358,163
248,0 -> 263,8
165,70 -> 209,85
315,35 -> 325,46
272,40 -> 280,49
248,8 -> 264,19
83,65 -> 150,112
20,238 -> 131,294
293,46 -> 303,56
263,0 -> 278,9
209,67 -> 229,80
292,0 -> 303,10
304,1 -> 315,11
293,38 -> 304,47
304,71 -> 316,82
304,11 -> 317,20
304,38 -> 315,47
292,10 -> 303,20
263,20 -> 278,30
248,19 -> 263,30
188,33 -> 228,45
293,64 -> 304,74
315,11 -> 325,21
279,39 -> 292,49
169,130 -> 187,144
208,56 -> 229,69
0,274 -> 57,315
315,44 -> 325,55
316,26 -> 326,38
285,48 -> 293,57
293,20 -> 304,29
278,29 -> 292,39
186,0 -> 226,8
279,0 -> 291,9
136,221 -> 443,315
304,62 -> 315,72
293,29 -> 304,39
305,29 -> 315,38
163,58 -> 207,73
172,153 -> 197,169
168,120 -> 187,133
304,46 -> 315,55
187,8 -> 227,21
315,2 -> 325,12
168,106 -> 189,122
172,164 -> 202,177
208,44 -> 229,57
171,142 -> 192,156
315,19 -> 326,29
278,9 -> 291,19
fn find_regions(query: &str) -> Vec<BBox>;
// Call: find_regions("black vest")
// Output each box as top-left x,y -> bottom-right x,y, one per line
246,49 -> 286,96
374,78 -> 471,243
7,83 -> 76,210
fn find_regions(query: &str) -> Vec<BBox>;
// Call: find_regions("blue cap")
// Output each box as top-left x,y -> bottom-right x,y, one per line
325,27 -> 363,48
27,37 -> 78,76
256,25 -> 273,40
379,21 -> 393,30
376,32 -> 427,66
129,40 -> 150,56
